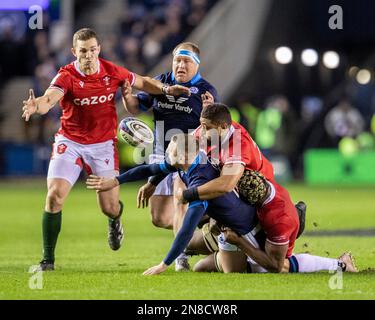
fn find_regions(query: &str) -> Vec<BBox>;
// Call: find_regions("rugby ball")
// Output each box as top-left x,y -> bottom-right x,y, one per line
118,117 -> 154,147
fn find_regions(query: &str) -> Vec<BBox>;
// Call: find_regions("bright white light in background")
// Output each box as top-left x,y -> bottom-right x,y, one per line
301,49 -> 318,66
275,46 -> 293,64
356,69 -> 371,84
322,51 -> 340,69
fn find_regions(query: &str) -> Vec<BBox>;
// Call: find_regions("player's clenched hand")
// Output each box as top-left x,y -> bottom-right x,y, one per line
121,79 -> 132,97
201,91 -> 214,108
168,84 -> 191,96
22,89 -> 37,121
137,182 -> 156,208
86,175 -> 119,191
143,261 -> 168,276
222,227 -> 242,245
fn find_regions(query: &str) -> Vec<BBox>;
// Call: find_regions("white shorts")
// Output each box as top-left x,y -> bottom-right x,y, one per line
47,134 -> 119,186
218,224 -> 267,273
148,153 -> 177,196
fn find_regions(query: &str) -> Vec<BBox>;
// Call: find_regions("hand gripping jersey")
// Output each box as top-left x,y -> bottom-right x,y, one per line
49,58 -> 135,144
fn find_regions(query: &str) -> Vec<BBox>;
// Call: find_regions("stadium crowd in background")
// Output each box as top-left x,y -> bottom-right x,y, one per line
0,0 -> 218,145
1,0 -> 375,179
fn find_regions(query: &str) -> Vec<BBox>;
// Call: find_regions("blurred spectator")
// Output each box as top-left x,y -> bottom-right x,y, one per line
255,95 -> 297,160
301,96 -> 323,125
235,95 -> 260,137
324,98 -> 365,145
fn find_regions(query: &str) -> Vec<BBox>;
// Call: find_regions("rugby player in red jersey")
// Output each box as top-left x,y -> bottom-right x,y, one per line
180,103 -> 356,273
21,28 -> 190,271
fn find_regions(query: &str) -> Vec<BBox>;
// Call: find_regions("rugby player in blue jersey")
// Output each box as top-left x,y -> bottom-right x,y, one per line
120,42 -> 218,270
87,134 -> 266,275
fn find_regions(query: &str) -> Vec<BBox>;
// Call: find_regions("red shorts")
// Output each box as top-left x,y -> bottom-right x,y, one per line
257,182 -> 299,258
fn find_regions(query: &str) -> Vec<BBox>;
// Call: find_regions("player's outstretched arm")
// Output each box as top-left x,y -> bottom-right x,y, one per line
133,74 -> 191,96
179,163 -> 244,203
143,201 -> 207,276
22,88 -> 63,121
121,79 -> 140,114
223,227 -> 288,273
86,162 -> 176,191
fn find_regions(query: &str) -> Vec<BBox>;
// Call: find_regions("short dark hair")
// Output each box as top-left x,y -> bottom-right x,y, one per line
173,42 -> 200,57
73,28 -> 99,47
200,103 -> 232,126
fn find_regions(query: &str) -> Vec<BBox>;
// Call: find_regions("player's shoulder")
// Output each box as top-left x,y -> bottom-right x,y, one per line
50,62 -> 75,87
56,62 -> 75,76
195,77 -> 217,92
157,72 -> 173,84
99,58 -> 124,74
232,121 -> 252,138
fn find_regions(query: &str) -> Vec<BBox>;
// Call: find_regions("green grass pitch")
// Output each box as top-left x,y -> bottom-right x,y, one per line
0,180 -> 374,299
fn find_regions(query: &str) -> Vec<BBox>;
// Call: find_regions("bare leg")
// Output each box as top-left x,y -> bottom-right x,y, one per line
97,185 -> 121,218
218,249 -> 248,273
193,253 -> 218,272
45,178 -> 72,213
149,195 -> 174,229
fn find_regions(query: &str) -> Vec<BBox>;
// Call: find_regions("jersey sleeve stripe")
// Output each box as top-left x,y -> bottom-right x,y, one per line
266,239 -> 290,246
129,72 -> 136,86
189,200 -> 208,210
48,85 -> 65,95
224,160 -> 246,166
159,162 -> 171,174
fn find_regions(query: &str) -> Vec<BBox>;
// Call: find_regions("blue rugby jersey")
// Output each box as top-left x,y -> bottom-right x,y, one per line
163,152 -> 258,265
113,152 -> 257,265
179,153 -> 258,235
137,72 -> 218,154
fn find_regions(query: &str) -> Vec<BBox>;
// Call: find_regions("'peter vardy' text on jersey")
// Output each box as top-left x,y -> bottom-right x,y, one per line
137,71 -> 218,153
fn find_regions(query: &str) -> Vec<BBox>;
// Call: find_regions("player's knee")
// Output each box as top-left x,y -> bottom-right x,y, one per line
151,214 -> 171,229
150,208 -> 171,228
46,187 -> 65,211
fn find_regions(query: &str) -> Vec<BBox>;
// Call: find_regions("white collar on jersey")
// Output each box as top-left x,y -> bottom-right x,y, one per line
74,59 -> 100,77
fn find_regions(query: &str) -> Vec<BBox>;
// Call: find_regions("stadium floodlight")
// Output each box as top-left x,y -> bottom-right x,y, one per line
322,51 -> 340,69
301,49 -> 318,66
356,69 -> 371,85
275,46 -> 293,64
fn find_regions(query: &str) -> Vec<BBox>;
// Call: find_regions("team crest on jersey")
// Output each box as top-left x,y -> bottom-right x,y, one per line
189,86 -> 199,94
79,81 -> 84,88
103,76 -> 110,86
57,143 -> 67,154
105,159 -> 110,165
165,95 -> 189,104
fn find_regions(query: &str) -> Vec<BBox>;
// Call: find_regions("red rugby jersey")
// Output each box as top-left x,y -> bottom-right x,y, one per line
49,58 -> 135,144
195,121 -> 275,182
